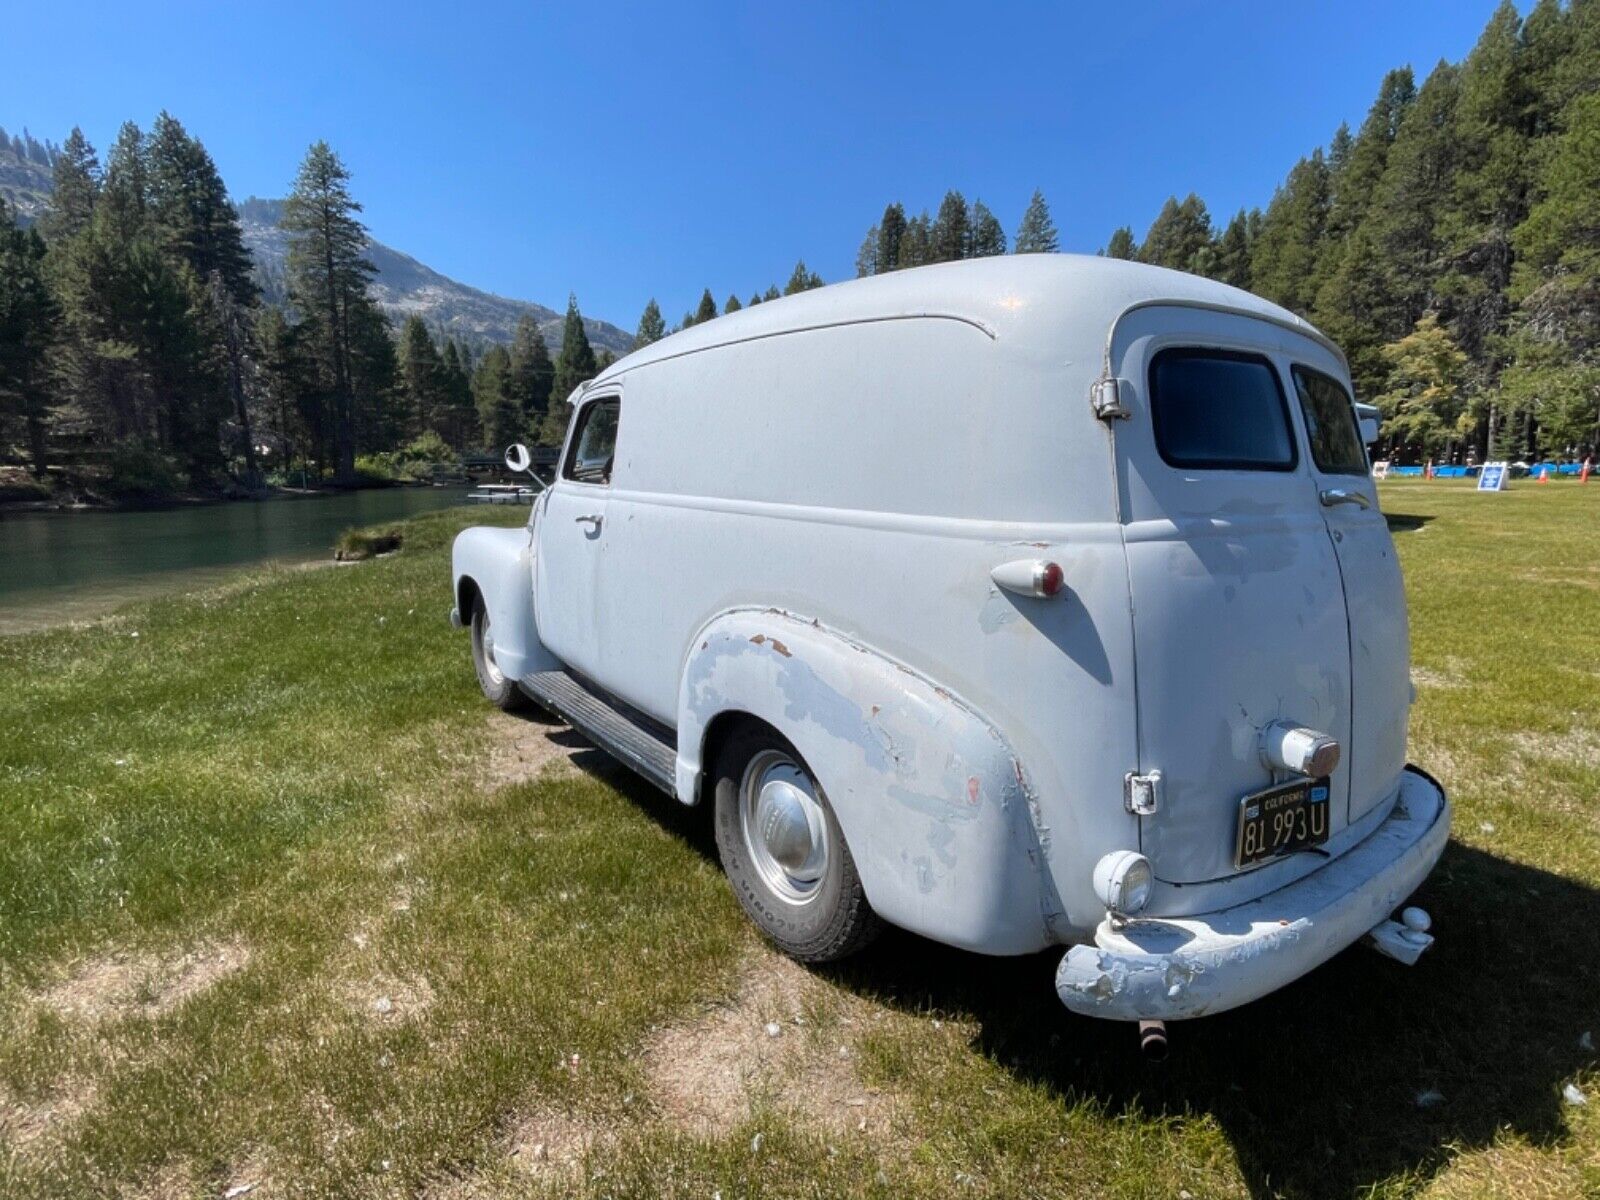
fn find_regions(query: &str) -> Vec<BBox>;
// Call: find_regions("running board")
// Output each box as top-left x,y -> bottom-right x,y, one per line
520,670 -> 677,795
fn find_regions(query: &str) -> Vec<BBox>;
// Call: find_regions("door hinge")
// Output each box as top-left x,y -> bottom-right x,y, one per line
1125,770 -> 1161,815
1092,377 -> 1130,421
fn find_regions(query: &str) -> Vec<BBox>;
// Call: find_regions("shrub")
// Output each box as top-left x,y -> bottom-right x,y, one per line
100,445 -> 185,500
334,524 -> 404,560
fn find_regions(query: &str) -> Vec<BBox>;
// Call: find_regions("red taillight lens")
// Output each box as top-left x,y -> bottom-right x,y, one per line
1038,561 -> 1065,597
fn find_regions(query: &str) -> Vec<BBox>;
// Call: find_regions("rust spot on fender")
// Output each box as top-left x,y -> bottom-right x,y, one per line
749,633 -> 793,658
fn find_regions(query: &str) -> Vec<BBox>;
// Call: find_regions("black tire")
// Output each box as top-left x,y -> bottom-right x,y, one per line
712,724 -> 880,962
470,597 -> 529,712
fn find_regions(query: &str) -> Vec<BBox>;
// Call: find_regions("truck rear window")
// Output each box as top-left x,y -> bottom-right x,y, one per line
1148,348 -> 1296,471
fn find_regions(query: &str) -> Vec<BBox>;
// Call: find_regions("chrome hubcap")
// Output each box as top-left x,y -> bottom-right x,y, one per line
741,750 -> 829,904
478,612 -> 504,686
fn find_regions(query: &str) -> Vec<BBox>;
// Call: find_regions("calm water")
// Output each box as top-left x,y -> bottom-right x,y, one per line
0,488 -> 475,634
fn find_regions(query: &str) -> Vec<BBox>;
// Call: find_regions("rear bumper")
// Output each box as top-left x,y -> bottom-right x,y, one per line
1056,765 -> 1449,1021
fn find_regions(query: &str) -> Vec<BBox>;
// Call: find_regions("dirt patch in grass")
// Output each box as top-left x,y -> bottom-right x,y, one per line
642,951 -> 901,1139
424,1104 -> 605,1198
37,939 -> 250,1024
1512,726 -> 1600,773
483,710 -> 585,789
0,1078 -> 99,1150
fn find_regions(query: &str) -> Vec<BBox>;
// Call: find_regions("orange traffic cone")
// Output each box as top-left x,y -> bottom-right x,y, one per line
1538,465 -> 1550,484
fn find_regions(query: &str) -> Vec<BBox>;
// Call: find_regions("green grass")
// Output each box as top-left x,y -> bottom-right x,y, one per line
0,487 -> 1596,1198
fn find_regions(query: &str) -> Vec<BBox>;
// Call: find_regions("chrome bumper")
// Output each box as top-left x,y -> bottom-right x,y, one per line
1056,765 -> 1450,1021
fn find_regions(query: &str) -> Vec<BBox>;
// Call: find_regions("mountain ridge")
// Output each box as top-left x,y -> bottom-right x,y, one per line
0,138 -> 632,357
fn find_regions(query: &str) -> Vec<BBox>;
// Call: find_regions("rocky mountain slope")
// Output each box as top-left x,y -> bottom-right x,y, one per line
237,199 -> 632,356
0,134 -> 631,356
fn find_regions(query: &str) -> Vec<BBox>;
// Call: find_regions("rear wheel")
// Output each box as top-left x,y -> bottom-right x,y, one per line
470,597 -> 528,711
712,724 -> 879,962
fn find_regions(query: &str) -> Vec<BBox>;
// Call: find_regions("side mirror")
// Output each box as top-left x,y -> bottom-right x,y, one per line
1359,417 -> 1380,446
504,443 -> 532,473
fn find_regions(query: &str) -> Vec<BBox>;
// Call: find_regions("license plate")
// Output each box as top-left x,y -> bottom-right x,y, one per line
1235,777 -> 1331,868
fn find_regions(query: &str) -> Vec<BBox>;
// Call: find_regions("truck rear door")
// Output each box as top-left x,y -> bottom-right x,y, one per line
1110,306 -> 1354,884
1288,363 -> 1411,824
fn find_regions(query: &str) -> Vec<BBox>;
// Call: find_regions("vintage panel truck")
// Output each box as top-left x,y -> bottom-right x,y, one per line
450,256 -> 1448,1045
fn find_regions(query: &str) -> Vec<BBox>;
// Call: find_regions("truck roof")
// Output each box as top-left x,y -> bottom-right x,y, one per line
591,254 -> 1340,389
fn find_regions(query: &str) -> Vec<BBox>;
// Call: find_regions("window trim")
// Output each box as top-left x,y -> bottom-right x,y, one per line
560,395 -> 621,487
1147,346 -> 1299,473
1290,363 -> 1369,477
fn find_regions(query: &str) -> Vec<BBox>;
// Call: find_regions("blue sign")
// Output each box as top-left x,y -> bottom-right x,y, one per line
1478,462 -> 1508,492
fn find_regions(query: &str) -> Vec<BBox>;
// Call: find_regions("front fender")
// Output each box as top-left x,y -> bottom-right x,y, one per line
451,525 -> 560,682
678,610 -> 1059,954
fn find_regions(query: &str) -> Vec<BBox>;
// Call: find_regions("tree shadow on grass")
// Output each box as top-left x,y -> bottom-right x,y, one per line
522,716 -> 1596,1196
819,842 -> 1599,1199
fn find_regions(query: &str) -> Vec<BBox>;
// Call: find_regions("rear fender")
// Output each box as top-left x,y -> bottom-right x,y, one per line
451,525 -> 560,681
678,609 -> 1060,954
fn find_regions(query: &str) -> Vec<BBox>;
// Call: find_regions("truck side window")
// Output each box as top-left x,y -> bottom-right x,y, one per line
1148,348 -> 1296,471
563,398 -> 620,485
1291,365 -> 1368,476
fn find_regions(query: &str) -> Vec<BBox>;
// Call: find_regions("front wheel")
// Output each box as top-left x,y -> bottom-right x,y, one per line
712,725 -> 879,962
470,597 -> 528,711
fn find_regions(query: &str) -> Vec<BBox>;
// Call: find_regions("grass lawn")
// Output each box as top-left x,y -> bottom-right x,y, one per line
0,481 -> 1596,1199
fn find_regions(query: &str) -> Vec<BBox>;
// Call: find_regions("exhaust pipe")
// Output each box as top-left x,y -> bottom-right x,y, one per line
1138,1020 -> 1168,1061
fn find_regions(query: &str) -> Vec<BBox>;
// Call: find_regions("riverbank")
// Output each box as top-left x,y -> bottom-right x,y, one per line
0,486 -> 476,634
0,492 -> 1596,1198
0,464 -> 455,516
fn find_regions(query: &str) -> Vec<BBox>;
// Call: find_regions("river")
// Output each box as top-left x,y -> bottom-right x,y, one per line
0,488 -> 478,634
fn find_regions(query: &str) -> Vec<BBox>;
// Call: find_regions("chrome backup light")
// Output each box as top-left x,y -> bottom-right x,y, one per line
1092,850 -> 1153,917
1260,721 -> 1341,778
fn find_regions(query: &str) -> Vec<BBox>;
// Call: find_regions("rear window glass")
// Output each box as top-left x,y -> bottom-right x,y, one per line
1292,365 -> 1368,476
1148,349 -> 1296,471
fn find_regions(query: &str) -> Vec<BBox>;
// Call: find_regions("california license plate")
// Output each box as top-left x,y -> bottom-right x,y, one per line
1235,777 -> 1331,868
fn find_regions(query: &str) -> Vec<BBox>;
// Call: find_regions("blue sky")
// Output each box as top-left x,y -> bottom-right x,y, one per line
5,1 -> 1507,331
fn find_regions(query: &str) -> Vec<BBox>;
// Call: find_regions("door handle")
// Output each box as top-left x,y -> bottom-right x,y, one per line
574,513 -> 602,527
1319,488 -> 1371,510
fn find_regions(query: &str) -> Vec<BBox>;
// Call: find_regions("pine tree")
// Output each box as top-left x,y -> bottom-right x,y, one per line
855,225 -> 879,277
1505,90 -> 1600,456
398,315 -> 445,440
42,128 -> 99,243
1103,226 -> 1137,260
876,203 -> 907,272
695,288 -> 719,324
1249,154 -> 1330,311
723,294 -> 742,314
968,200 -> 1007,257
440,339 -> 476,448
282,141 -> 375,483
1013,189 -> 1059,254
783,261 -> 823,294
509,313 -> 554,428
635,298 -> 666,346
1211,211 -> 1254,288
1139,194 -> 1213,274
541,294 -> 597,444
473,344 -> 522,451
100,122 -> 149,244
255,305 -> 306,475
762,285 -> 781,302
898,213 -> 932,268
0,199 -> 60,474
748,293 -> 762,307
930,190 -> 970,262
146,113 -> 255,306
